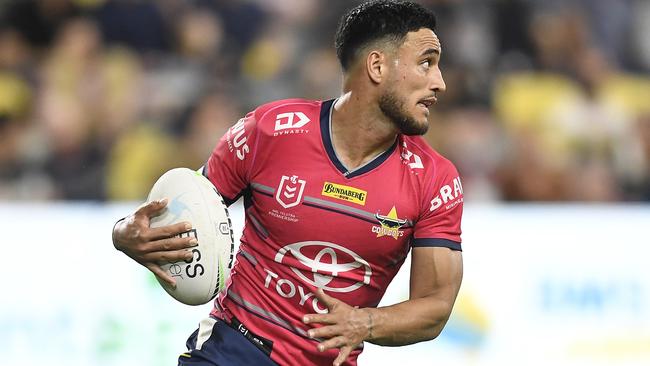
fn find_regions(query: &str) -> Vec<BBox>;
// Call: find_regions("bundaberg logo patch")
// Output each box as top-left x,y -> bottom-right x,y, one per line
321,182 -> 367,206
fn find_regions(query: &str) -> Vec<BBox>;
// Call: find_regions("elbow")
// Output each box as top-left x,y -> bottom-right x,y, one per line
422,319 -> 448,341
420,307 -> 453,342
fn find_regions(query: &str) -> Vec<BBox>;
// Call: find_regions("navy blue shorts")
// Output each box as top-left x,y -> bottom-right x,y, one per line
178,317 -> 278,366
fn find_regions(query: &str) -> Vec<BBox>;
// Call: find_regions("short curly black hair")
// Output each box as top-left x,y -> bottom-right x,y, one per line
335,0 -> 437,71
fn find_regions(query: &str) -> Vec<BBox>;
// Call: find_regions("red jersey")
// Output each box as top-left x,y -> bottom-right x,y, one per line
204,98 -> 463,366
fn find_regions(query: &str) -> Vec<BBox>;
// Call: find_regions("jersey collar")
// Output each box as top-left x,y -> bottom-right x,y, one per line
320,99 -> 398,179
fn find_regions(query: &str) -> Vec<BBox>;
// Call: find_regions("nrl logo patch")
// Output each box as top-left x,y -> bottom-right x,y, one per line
372,206 -> 408,239
321,182 -> 367,206
276,175 -> 306,209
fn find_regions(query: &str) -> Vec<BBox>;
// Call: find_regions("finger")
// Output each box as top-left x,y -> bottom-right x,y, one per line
135,198 -> 168,218
145,263 -> 177,288
303,313 -> 336,325
333,346 -> 353,366
313,288 -> 339,310
144,221 -> 193,241
308,325 -> 342,339
146,235 -> 197,252
317,336 -> 347,352
141,249 -> 194,263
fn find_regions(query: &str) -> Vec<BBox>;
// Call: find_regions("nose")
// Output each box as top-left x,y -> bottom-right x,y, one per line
430,66 -> 446,93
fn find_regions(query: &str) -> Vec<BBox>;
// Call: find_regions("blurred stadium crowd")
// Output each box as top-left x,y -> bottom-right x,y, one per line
0,0 -> 649,202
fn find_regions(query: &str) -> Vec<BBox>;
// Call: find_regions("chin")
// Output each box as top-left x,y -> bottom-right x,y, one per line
379,92 -> 429,135
416,112 -> 429,125
399,117 -> 429,136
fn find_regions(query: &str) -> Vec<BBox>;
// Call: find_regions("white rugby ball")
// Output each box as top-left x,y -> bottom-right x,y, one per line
147,167 -> 234,306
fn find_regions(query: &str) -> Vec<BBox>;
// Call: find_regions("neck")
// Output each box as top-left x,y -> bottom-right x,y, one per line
330,91 -> 398,171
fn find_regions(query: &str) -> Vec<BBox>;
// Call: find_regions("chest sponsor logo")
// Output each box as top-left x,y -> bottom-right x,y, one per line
321,182 -> 367,206
274,112 -> 310,136
372,206 -> 408,239
276,175 -> 306,209
430,176 -> 463,212
263,241 -> 372,314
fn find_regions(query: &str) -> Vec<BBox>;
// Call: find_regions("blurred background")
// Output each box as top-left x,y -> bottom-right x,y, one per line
0,0 -> 648,365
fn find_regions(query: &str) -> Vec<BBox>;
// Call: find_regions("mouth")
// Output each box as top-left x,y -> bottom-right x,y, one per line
418,96 -> 438,108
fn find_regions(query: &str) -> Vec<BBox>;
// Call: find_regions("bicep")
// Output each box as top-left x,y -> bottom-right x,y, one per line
409,247 -> 463,303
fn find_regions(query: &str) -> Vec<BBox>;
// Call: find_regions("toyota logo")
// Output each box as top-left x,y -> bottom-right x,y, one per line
274,241 -> 372,293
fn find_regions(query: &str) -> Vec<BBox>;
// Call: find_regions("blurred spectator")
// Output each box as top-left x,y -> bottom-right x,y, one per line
38,17 -> 106,199
171,92 -> 241,169
2,0 -> 80,49
105,122 -> 177,200
0,70 -> 55,200
634,113 -> 650,200
631,0 -> 650,71
92,0 -> 171,53
427,108 -> 505,201
0,26 -> 34,77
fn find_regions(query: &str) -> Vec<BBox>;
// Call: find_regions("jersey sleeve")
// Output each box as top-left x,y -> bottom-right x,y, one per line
412,160 -> 464,251
204,110 -> 258,205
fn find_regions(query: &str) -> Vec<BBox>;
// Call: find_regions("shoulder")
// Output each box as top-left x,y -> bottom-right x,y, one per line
402,136 -> 464,214
253,98 -> 322,123
401,135 -> 463,206
399,135 -> 459,179
245,98 -> 323,138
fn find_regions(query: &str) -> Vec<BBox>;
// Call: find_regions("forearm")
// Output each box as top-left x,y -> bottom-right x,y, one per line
303,248 -> 462,353
365,295 -> 454,346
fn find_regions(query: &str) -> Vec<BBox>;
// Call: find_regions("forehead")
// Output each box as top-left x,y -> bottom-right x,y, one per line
400,28 -> 441,54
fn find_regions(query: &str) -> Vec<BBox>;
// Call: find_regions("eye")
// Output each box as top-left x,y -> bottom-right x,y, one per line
420,59 -> 431,70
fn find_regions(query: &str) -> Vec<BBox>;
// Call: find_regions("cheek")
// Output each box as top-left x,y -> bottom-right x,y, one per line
389,70 -> 423,106
407,76 -> 427,101
399,68 -> 427,90
395,69 -> 422,89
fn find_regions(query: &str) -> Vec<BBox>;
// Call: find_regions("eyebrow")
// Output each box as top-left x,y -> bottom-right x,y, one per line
420,48 -> 441,57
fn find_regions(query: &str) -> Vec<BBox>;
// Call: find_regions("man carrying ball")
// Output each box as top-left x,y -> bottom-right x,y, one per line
112,1 -> 464,365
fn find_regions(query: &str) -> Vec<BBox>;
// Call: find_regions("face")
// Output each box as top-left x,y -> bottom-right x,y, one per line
379,28 -> 446,135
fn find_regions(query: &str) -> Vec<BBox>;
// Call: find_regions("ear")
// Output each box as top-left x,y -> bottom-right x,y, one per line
366,50 -> 387,84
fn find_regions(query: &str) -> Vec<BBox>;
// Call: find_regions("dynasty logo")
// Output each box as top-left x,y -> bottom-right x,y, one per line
321,182 -> 367,206
372,206 -> 408,239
